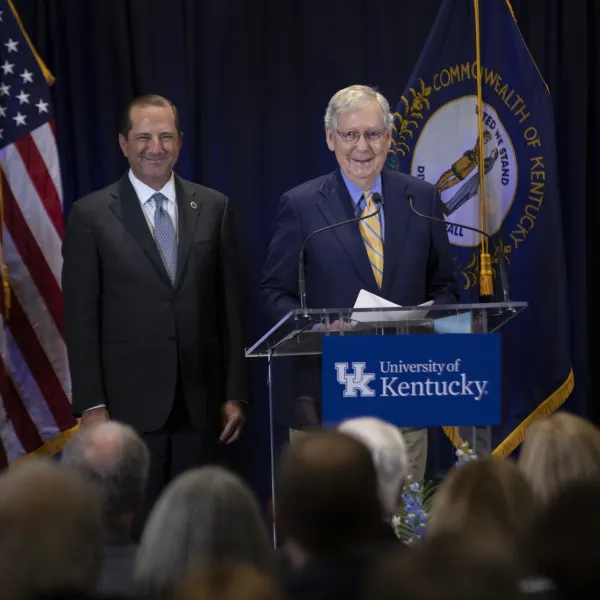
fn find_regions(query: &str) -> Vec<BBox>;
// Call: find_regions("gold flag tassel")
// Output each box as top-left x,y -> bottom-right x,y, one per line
474,0 -> 493,296
479,252 -> 493,296
0,170 -> 10,319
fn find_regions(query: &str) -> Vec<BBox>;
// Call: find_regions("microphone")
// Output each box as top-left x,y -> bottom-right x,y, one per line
298,192 -> 383,312
407,192 -> 511,304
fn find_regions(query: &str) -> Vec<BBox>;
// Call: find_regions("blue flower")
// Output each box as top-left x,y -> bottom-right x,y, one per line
394,443 -> 478,544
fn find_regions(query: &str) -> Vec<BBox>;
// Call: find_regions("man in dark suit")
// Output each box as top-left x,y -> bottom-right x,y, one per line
62,94 -> 248,525
261,85 -> 458,480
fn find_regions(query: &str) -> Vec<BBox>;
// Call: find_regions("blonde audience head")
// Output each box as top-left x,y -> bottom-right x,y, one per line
428,456 -> 536,560
174,563 -> 285,600
519,411 -> 600,504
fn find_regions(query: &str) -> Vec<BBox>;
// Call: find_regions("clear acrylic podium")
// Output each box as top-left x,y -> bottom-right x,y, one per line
246,301 -> 527,542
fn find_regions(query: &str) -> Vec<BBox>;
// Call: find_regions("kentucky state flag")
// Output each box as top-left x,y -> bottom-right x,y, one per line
387,0 -> 573,456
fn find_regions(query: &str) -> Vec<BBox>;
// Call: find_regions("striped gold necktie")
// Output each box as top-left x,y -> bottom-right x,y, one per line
359,192 -> 384,288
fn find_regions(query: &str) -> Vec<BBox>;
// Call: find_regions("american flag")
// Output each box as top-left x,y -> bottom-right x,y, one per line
0,0 -> 77,466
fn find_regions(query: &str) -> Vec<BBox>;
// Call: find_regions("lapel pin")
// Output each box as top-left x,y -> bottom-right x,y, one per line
190,201 -> 197,209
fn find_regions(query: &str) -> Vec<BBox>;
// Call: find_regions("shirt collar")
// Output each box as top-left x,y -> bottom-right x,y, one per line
128,169 -> 176,205
340,171 -> 383,207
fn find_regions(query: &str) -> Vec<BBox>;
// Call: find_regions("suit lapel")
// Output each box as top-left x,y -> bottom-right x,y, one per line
173,175 -> 200,289
110,174 -> 171,284
316,171 -> 379,293
381,169 -> 412,296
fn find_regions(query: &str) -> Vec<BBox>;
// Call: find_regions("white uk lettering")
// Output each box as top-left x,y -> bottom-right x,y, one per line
335,362 -> 376,397
377,374 -> 488,400
460,373 -> 474,396
381,377 -> 399,397
473,380 -> 488,401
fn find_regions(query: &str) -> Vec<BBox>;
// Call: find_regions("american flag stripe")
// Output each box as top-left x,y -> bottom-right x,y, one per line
0,0 -> 77,463
1,175 -> 63,334
14,134 -> 64,236
30,123 -> 64,202
3,321 -> 64,440
0,399 -> 24,463
5,294 -> 72,425
0,145 -> 63,281
2,229 -> 68,392
0,357 -> 44,453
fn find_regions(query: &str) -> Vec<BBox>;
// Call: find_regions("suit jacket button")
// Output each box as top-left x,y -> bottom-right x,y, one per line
168,336 -> 176,342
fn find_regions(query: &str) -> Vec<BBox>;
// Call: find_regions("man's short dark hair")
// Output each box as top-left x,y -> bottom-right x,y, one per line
120,94 -> 181,138
276,430 -> 381,555
61,422 -> 150,525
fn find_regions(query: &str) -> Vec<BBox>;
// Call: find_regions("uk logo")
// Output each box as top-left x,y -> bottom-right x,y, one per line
334,362 -> 376,397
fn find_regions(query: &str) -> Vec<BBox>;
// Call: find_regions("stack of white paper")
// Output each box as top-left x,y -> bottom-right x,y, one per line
351,290 -> 433,323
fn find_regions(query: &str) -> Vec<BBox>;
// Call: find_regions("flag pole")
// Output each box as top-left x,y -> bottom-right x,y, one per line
474,0 -> 493,295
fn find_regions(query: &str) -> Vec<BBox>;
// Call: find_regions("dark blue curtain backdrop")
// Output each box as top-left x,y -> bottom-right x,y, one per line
13,0 -> 595,503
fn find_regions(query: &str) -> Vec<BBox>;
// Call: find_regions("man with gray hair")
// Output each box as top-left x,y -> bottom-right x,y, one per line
261,85 -> 458,480
61,421 -> 150,596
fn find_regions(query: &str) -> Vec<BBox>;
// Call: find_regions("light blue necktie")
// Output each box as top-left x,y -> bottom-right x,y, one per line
152,192 -> 177,285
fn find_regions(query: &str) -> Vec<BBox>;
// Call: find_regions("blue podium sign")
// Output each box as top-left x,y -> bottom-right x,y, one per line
322,334 -> 501,427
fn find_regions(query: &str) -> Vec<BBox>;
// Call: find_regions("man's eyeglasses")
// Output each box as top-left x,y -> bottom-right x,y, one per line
336,129 -> 387,144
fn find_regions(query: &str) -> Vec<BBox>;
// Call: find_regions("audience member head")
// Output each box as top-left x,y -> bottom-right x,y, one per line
519,411 -> 600,504
135,466 -> 274,600
61,421 -> 150,535
428,456 -> 536,564
367,532 -> 522,600
338,417 -> 408,522
277,429 -> 381,557
0,459 -> 103,597
531,479 -> 600,598
173,563 -> 285,600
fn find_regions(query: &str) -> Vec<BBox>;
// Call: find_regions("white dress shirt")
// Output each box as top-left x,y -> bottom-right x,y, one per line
85,170 -> 178,413
129,169 -> 178,240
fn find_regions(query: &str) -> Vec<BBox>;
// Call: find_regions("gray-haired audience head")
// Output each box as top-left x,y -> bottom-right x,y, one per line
0,458 -> 103,597
277,429 -> 381,556
135,465 -> 274,600
338,417 -> 409,522
61,421 -> 150,532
